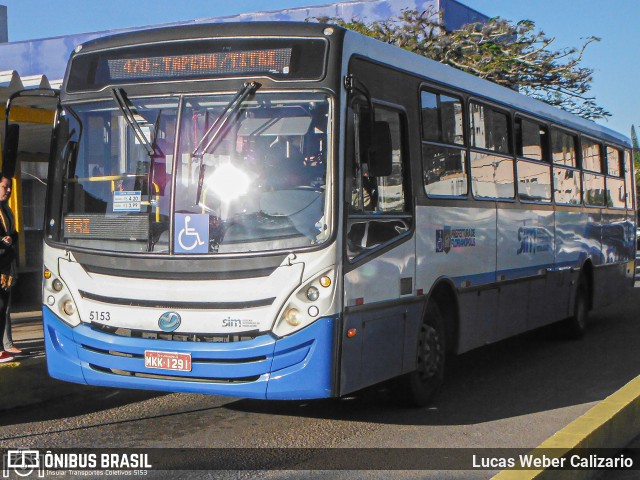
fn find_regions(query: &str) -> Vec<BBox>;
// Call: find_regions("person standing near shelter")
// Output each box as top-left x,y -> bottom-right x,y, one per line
0,176 -> 18,363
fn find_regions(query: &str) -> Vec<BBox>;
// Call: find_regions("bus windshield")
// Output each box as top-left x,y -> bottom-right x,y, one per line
56,92 -> 331,254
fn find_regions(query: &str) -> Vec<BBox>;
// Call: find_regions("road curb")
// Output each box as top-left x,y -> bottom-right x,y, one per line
493,375 -> 640,480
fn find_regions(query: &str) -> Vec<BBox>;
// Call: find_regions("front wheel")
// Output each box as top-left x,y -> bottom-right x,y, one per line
398,301 -> 446,407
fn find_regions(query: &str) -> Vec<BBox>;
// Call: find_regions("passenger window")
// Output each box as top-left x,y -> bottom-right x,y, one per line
468,102 -> 514,199
469,102 -> 511,154
583,172 -> 606,207
582,138 -> 602,172
606,177 -> 626,209
606,146 -> 625,209
517,160 -> 551,202
606,146 -> 622,177
423,144 -> 468,197
421,90 -> 464,145
551,129 -> 577,167
624,150 -> 634,209
347,104 -> 411,260
470,151 -> 515,199
515,118 -> 550,203
421,89 -> 467,198
516,118 -> 547,162
554,167 -> 581,205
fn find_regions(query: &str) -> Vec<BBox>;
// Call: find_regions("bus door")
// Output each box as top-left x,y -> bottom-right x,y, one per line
3,89 -> 59,294
340,63 -> 416,395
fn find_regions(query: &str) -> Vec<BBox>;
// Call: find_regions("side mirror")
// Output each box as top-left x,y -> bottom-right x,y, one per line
368,121 -> 393,177
2,123 -> 19,178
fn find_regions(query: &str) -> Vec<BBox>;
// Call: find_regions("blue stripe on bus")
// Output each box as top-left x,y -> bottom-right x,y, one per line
43,306 -> 335,400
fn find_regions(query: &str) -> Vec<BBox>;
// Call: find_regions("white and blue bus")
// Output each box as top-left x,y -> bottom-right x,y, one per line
13,22 -> 634,405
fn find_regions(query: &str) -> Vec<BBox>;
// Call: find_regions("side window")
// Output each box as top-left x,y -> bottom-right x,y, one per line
347,104 -> 411,260
421,90 -> 464,145
582,138 -> 602,172
515,118 -> 551,202
515,117 -> 547,162
551,129 -> 578,167
469,102 -> 514,199
581,137 -> 605,207
606,146 -> 621,176
606,146 -> 625,209
469,102 -> 510,154
583,172 -> 606,207
421,89 -> 467,197
551,129 -> 580,204
554,167 -> 581,205
375,108 -> 407,213
624,150 -> 635,210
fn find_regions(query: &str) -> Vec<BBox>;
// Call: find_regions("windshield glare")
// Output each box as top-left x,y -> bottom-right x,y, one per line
56,92 -> 331,255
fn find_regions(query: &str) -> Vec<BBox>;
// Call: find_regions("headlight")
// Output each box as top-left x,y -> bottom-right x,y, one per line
43,265 -> 80,327
62,300 -> 76,316
283,308 -> 303,326
273,269 -> 337,337
306,286 -> 319,301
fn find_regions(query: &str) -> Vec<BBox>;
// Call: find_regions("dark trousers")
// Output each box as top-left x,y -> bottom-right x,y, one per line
0,288 -> 9,351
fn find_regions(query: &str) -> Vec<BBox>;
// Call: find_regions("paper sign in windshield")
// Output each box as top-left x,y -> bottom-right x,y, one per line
113,191 -> 142,212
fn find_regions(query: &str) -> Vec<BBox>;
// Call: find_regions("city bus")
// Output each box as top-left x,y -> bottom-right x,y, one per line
8,21 -> 634,406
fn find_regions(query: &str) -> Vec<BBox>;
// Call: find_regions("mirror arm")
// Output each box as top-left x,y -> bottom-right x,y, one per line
345,74 -> 375,162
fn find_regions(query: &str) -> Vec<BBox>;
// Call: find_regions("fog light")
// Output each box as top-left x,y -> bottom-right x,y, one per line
308,306 -> 319,317
47,295 -> 55,306
52,279 -> 63,292
62,300 -> 76,316
306,286 -> 319,301
284,307 -> 303,326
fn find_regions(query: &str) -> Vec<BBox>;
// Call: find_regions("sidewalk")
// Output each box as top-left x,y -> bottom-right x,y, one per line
0,307 -> 91,411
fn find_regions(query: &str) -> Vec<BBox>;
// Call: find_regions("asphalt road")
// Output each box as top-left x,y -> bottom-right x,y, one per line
2,284 -> 640,479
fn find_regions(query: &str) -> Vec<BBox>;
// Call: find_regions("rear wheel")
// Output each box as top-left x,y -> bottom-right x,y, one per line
561,278 -> 589,339
398,301 -> 446,407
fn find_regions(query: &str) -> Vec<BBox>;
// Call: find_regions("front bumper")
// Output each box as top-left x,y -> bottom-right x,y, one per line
43,306 -> 336,400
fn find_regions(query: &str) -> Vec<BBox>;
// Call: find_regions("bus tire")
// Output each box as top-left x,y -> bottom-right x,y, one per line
399,301 -> 446,407
561,278 -> 589,339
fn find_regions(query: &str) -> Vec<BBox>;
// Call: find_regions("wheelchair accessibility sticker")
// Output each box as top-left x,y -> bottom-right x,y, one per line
175,213 -> 209,253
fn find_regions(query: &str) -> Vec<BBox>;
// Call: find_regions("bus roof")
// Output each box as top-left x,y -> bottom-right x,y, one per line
71,21 -> 629,148
342,28 -> 630,148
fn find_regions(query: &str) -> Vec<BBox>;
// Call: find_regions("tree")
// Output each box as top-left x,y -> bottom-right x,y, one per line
315,7 -> 609,120
631,125 -> 640,192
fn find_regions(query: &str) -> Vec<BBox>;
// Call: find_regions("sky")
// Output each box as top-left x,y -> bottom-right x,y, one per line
0,0 -> 637,136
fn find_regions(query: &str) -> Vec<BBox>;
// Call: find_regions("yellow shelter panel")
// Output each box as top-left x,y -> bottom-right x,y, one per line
0,105 -> 55,124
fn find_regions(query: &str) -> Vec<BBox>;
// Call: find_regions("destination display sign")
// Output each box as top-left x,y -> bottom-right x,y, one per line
63,213 -> 149,240
66,38 -> 327,92
108,48 -> 292,80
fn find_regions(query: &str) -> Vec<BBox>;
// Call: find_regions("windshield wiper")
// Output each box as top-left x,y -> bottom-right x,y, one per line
112,88 -> 155,157
193,81 -> 261,205
192,81 -> 260,157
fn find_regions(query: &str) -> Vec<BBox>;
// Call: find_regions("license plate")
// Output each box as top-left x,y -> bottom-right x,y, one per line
144,350 -> 192,372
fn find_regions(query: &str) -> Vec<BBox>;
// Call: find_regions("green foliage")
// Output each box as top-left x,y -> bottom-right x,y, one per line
315,7 -> 609,120
631,126 -> 640,191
